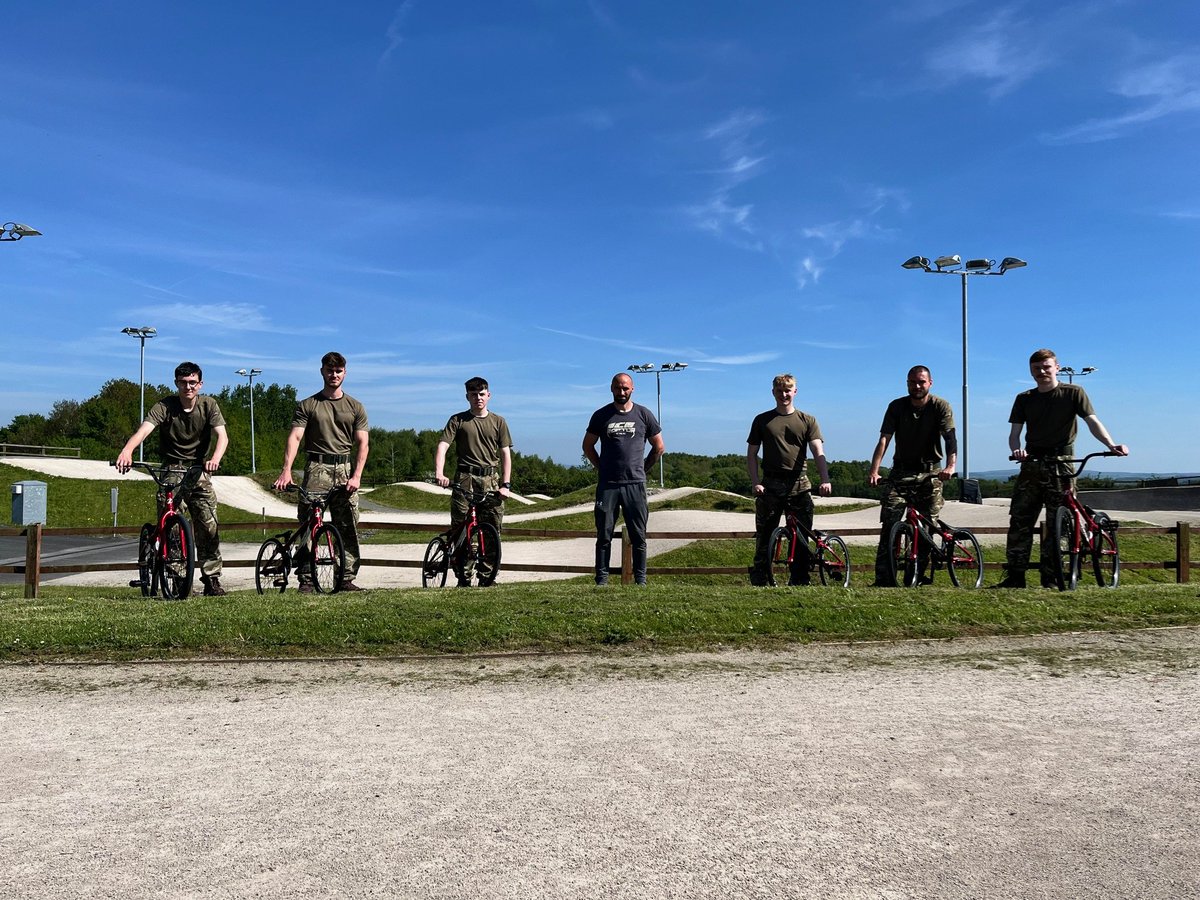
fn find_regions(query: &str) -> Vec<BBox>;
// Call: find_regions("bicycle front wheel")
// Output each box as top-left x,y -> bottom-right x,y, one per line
816,534 -> 851,587
136,523 -> 156,597
767,527 -> 792,588
473,523 -> 502,587
157,513 -> 195,600
312,524 -> 346,593
422,536 -> 449,588
1091,513 -> 1120,588
887,522 -> 919,588
946,529 -> 984,589
1052,507 -> 1079,591
255,538 -> 290,594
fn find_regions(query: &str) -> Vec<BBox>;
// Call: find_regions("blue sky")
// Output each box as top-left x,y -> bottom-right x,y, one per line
3,1 -> 1198,476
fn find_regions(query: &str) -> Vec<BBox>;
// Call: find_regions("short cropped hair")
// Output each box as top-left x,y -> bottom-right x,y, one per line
175,362 -> 202,381
908,365 -> 931,379
465,377 -> 489,392
1029,348 -> 1057,365
322,351 -> 347,368
772,373 -> 796,390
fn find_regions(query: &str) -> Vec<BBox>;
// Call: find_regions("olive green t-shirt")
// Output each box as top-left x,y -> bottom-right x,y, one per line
747,409 -> 823,473
146,395 -> 226,465
1009,383 -> 1096,456
880,395 -> 954,473
440,411 -> 513,470
292,393 -> 368,455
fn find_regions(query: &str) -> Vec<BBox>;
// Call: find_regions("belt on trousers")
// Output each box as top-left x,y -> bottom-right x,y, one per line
457,464 -> 496,476
762,467 -> 802,479
307,452 -> 350,464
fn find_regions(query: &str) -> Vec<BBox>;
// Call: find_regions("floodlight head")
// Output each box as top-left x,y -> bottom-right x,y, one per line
628,363 -> 655,373
250,368 -> 263,376
964,258 -> 993,271
121,326 -> 157,338
901,256 -> 931,271
1082,367 -> 1096,375
236,369 -> 249,376
2,222 -> 42,240
934,255 -> 961,269
998,257 -> 1027,273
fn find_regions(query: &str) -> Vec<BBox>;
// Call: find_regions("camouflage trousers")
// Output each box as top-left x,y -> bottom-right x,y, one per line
1006,459 -> 1072,581
299,461 -> 361,578
160,469 -> 221,578
874,472 -> 944,583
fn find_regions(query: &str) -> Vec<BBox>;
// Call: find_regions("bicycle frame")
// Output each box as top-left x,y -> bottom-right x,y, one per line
1017,451 -> 1122,590
422,486 -> 502,588
115,461 -> 204,599
884,474 -> 983,589
767,508 -> 851,587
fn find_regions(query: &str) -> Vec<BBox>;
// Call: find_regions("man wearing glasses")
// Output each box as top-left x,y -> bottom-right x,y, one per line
115,361 -> 229,595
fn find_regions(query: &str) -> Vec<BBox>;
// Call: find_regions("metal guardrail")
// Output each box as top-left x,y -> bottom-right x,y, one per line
1,520 -> 1195,598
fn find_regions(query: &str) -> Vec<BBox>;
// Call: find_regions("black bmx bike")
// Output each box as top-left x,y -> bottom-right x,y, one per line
422,485 -> 502,588
254,485 -> 347,593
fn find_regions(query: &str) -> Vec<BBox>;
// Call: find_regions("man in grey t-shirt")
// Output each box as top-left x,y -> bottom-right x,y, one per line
582,373 -> 664,585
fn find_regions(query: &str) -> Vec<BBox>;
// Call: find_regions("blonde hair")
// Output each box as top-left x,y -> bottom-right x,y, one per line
772,373 -> 796,390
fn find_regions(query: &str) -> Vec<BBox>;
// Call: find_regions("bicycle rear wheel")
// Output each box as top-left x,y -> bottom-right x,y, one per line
136,523 -> 156,596
767,527 -> 792,588
312,524 -> 346,593
886,522 -> 919,588
473,523 -> 502,587
422,535 -> 450,588
1090,513 -> 1120,588
1051,507 -> 1079,591
946,529 -> 984,589
157,513 -> 195,600
816,534 -> 851,587
255,538 -> 290,594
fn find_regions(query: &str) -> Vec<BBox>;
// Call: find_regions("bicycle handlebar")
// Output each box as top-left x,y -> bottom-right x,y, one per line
110,460 -> 207,492
1008,450 -> 1123,478
282,483 -> 347,506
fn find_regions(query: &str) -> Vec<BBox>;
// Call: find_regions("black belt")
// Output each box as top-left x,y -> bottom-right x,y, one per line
457,464 -> 496,476
308,452 -> 350,464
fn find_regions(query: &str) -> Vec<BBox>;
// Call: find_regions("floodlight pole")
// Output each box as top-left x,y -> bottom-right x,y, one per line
627,362 -> 688,487
235,368 -> 263,474
1059,366 -> 1096,384
121,327 -> 157,462
901,256 -> 1027,482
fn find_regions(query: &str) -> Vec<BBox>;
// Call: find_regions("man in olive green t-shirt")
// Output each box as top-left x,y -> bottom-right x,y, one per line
274,351 -> 370,592
434,376 -> 513,585
115,361 -> 229,595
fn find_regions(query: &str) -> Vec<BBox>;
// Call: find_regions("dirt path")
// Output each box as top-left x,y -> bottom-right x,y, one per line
2,628 -> 1198,899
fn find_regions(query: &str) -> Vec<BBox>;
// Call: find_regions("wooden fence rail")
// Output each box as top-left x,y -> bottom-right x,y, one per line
1,521 -> 1194,598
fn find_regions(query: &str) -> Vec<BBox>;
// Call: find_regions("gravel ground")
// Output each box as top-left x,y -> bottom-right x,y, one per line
3,628 -> 1198,899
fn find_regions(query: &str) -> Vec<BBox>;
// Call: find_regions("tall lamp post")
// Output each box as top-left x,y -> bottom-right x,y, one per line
121,326 -> 157,462
235,368 -> 263,474
626,362 -> 688,488
1059,366 -> 1096,384
901,255 -> 1027,488
1,222 -> 42,242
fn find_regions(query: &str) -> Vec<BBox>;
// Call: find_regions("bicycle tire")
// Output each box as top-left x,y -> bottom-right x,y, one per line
887,522 -> 919,588
157,513 -> 195,600
255,538 -> 290,594
136,523 -> 156,597
767,527 -> 792,588
1090,513 -> 1120,588
312,524 -> 346,593
1052,506 -> 1078,591
422,536 -> 450,588
816,534 -> 851,587
946,529 -> 984,589
474,523 -> 502,587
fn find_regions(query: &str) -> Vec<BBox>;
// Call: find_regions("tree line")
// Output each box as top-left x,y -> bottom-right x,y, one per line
4,380 -> 1113,500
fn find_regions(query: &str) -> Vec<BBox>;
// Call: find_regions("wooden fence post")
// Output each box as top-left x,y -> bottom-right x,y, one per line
24,523 -> 42,599
1176,522 -> 1191,585
620,527 -> 633,585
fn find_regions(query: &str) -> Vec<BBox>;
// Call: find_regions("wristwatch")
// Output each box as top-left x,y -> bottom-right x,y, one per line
500,481 -> 511,489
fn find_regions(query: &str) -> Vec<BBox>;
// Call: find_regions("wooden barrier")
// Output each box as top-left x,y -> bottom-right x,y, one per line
2,521 -> 1197,594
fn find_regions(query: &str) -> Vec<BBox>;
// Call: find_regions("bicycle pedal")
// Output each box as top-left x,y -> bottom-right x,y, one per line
128,580 -> 144,588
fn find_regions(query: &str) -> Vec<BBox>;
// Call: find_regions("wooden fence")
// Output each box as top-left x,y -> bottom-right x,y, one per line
1,519 -> 1194,598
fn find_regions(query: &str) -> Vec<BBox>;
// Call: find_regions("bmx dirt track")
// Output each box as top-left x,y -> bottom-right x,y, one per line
2,628 -> 1198,900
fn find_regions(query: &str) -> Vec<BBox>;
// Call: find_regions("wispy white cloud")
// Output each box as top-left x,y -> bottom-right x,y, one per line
537,326 -> 777,367
1043,54 -> 1200,144
684,109 -> 769,245
922,8 -> 1050,98
696,352 -> 779,366
378,1 -> 418,68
